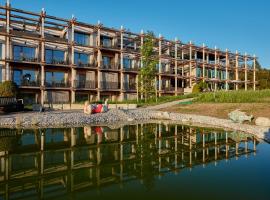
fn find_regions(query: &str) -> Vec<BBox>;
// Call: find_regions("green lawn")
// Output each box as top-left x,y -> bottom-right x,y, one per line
195,89 -> 270,103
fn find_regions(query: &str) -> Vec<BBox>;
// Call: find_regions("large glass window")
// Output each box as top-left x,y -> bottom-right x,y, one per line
74,32 -> 90,46
45,71 -> 67,87
102,56 -> 112,68
13,69 -> 38,86
123,58 -> 132,69
74,52 -> 89,65
13,45 -> 36,61
101,36 -> 112,47
45,49 -> 65,64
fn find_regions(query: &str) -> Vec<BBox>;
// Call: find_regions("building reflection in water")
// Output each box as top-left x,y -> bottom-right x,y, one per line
0,123 -> 258,199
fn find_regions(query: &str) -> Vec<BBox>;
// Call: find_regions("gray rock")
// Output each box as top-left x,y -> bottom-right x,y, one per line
228,109 -> 253,123
255,117 -> 270,127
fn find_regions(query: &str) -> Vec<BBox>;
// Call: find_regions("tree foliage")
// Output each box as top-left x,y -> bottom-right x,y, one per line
192,81 -> 208,93
0,81 -> 18,97
138,31 -> 158,102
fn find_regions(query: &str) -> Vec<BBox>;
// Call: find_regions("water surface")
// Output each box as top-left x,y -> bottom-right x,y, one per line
0,123 -> 269,200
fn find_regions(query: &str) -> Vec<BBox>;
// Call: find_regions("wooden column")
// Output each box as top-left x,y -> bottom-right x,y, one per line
97,22 -> 101,100
189,41 -> 192,88
235,50 -> 239,91
174,38 -> 178,96
253,55 -> 256,91
244,53 -> 248,91
71,16 -> 76,103
158,34 -> 162,96
40,8 -> 45,105
214,46 -> 217,91
225,49 -> 229,91
181,45 -> 184,88
120,26 -> 124,101
140,30 -> 144,100
202,43 -> 205,82
5,1 -> 10,81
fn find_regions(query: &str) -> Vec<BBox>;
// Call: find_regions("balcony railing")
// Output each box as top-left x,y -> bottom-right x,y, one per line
160,69 -> 175,74
46,59 -> 68,65
161,86 -> 176,92
20,79 -> 40,87
74,80 -> 96,89
123,66 -> 140,71
13,56 -> 38,63
124,83 -> 136,90
101,41 -> 119,49
100,64 -> 120,70
76,62 -> 97,68
100,81 -> 120,90
45,81 -> 70,88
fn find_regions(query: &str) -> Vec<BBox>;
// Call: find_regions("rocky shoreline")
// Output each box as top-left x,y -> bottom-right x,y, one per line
0,109 -> 269,142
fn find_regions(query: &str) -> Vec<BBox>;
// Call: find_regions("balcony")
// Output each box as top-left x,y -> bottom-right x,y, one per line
124,83 -> 136,91
46,59 -> 68,65
13,56 -> 38,63
76,61 -> 97,69
123,66 -> 140,72
74,80 -> 96,89
100,64 -> 120,70
45,81 -> 70,88
160,68 -> 175,75
161,86 -> 176,92
100,81 -> 120,90
20,79 -> 40,87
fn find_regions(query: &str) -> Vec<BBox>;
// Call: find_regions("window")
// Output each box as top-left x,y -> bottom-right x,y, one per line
74,52 -> 89,65
13,45 -> 36,61
74,32 -> 90,46
13,69 -> 38,86
102,56 -> 112,68
101,36 -> 112,47
45,71 -> 65,83
45,49 -> 65,64
123,58 -> 132,69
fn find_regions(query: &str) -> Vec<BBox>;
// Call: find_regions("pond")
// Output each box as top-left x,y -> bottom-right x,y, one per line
0,123 -> 269,200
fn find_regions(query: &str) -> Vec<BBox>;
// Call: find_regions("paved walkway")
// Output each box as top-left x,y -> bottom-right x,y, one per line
144,98 -> 194,110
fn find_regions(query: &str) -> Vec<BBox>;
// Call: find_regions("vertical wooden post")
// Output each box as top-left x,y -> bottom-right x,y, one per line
202,43 -> 205,82
158,34 -> 162,96
174,38 -> 178,96
40,8 -> 45,105
214,46 -> 217,91
253,55 -> 256,91
5,1 -> 10,81
71,16 -> 76,103
120,26 -> 124,101
244,52 -> 248,91
225,49 -> 229,91
235,50 -> 239,91
189,41 -> 192,88
181,45 -> 184,88
97,21 -> 101,100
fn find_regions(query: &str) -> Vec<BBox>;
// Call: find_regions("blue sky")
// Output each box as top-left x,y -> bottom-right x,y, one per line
4,0 -> 270,68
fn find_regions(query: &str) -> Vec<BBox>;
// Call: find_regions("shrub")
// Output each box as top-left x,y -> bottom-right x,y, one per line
192,81 -> 208,93
0,81 -> 18,97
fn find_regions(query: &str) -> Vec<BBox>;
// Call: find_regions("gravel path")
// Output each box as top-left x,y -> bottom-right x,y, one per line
0,109 -> 269,142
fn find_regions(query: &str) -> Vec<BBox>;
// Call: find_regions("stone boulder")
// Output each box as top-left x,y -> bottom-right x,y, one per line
255,117 -> 270,127
228,109 -> 253,123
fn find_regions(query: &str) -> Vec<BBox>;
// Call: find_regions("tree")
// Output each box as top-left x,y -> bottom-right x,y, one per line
0,81 -> 18,97
138,31 -> 158,102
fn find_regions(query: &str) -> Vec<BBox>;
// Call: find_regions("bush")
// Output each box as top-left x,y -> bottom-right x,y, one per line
0,81 -> 18,97
192,81 -> 208,93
